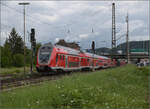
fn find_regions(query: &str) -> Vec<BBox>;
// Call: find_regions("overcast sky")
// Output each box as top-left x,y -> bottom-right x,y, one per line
1,1 -> 149,49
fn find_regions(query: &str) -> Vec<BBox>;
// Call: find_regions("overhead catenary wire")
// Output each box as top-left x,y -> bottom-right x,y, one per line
1,3 -> 73,45
1,2 -> 134,52
1,23 -> 13,29
116,33 -> 126,41
1,2 -> 70,29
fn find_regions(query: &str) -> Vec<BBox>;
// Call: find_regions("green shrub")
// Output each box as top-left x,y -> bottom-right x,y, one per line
26,54 -> 31,65
135,67 -> 150,76
15,69 -> 20,73
13,54 -> 24,67
1,56 -> 12,67
1,46 -> 12,67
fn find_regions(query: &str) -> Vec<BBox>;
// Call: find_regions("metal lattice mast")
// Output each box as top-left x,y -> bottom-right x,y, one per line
112,3 -> 116,49
126,13 -> 130,63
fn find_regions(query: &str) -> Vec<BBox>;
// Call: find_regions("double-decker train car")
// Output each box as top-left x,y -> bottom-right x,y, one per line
36,43 -> 124,73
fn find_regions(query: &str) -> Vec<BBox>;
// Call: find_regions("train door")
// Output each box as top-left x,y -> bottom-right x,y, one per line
62,55 -> 65,68
79,57 -> 81,67
56,54 -> 61,67
58,54 -> 61,67
56,54 -> 58,67
89,58 -> 93,67
81,58 -> 83,67
65,55 -> 68,68
87,58 -> 90,66
60,55 -> 64,67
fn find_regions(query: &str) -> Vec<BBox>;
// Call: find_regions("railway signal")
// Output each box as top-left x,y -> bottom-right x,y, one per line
30,28 -> 36,55
30,28 -> 36,73
32,40 -> 36,56
92,41 -> 95,71
92,41 -> 95,53
31,28 -> 35,42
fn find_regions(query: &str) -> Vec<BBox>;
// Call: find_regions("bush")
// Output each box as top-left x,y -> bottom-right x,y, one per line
13,54 -> 24,67
15,69 -> 20,73
26,54 -> 31,65
1,56 -> 12,67
136,67 -> 150,76
1,46 -> 12,67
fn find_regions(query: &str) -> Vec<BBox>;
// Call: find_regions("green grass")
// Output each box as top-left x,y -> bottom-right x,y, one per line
0,66 -> 37,75
0,66 -> 39,81
0,64 -> 149,108
0,67 -> 29,74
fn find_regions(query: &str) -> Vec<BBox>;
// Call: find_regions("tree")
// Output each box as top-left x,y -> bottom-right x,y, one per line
35,43 -> 42,55
25,48 -> 31,65
5,28 -> 24,55
13,54 -> 24,67
1,28 -> 24,67
1,45 -> 12,67
34,43 -> 42,65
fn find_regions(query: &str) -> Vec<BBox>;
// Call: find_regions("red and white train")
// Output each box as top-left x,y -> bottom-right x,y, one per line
36,43 -> 126,73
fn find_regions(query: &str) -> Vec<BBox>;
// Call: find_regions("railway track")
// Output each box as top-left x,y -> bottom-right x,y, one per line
0,67 -> 114,92
0,72 -> 67,92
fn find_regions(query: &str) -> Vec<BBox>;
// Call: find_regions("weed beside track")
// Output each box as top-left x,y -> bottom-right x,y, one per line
0,67 -> 106,91
0,64 -> 149,108
0,72 -> 69,91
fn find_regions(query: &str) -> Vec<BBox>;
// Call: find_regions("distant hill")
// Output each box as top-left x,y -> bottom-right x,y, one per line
55,40 -> 150,55
86,47 -> 111,55
117,40 -> 150,54
86,40 -> 150,55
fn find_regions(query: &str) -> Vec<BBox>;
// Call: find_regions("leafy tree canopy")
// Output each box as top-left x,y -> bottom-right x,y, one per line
4,28 -> 24,55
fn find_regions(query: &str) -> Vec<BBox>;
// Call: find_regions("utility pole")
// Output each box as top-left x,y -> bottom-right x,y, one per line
126,13 -> 130,64
91,28 -> 95,71
112,3 -> 116,59
18,2 -> 30,74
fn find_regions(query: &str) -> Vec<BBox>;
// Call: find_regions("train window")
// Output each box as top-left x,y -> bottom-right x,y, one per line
87,58 -> 89,62
41,47 -> 45,49
99,60 -> 103,63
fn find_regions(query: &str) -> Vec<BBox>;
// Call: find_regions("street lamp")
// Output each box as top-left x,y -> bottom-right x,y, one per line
18,2 -> 30,73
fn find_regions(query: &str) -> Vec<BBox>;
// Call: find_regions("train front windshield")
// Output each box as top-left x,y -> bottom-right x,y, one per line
38,45 -> 53,64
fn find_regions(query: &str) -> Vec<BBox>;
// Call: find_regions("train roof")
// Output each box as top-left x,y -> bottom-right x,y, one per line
55,45 -> 109,59
43,43 -> 109,59
43,42 -> 53,46
55,44 -> 81,55
85,52 -> 109,59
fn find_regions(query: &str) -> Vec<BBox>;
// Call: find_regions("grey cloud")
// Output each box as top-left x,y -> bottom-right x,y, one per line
1,1 -> 149,49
